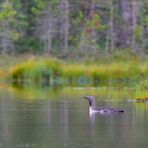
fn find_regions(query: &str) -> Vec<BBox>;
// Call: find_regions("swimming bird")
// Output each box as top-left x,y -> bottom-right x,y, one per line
84,96 -> 124,114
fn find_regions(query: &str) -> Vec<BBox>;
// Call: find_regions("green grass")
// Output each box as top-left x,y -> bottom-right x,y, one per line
134,90 -> 148,100
9,58 -> 63,85
0,54 -> 24,70
136,79 -> 148,89
134,80 -> 148,100
6,57 -> 148,86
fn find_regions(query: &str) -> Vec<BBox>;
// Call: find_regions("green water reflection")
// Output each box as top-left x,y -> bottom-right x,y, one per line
0,83 -> 148,148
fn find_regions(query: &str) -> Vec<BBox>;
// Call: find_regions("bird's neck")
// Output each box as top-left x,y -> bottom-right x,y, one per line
89,106 -> 95,112
89,100 -> 96,110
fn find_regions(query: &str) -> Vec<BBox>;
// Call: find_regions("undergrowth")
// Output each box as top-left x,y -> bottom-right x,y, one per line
8,58 -> 148,86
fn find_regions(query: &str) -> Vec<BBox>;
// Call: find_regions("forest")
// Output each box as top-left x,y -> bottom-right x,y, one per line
0,1 -> 148,147
0,0 -> 148,59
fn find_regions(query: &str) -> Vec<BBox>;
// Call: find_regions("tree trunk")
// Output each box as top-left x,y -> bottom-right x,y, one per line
117,0 -> 132,49
140,0 -> 146,57
110,0 -> 114,52
43,6 -> 53,54
131,0 -> 138,53
45,15 -> 52,54
1,21 -> 14,54
79,1 -> 97,53
60,0 -> 69,52
89,3 -> 97,52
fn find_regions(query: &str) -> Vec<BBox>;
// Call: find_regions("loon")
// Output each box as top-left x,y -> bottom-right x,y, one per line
84,96 -> 124,114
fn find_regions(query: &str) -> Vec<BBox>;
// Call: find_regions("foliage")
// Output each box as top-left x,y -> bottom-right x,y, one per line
0,0 -> 147,56
0,1 -> 19,40
16,37 -> 43,53
8,58 -> 148,86
136,79 -> 148,90
134,80 -> 148,99
9,58 -> 63,85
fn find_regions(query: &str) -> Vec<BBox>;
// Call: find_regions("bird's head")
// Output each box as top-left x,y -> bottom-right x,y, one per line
83,96 -> 95,107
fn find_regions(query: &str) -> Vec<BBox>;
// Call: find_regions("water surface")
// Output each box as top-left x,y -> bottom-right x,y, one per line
0,85 -> 148,148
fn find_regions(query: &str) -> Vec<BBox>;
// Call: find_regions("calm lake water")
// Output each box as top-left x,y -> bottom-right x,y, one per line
0,84 -> 148,148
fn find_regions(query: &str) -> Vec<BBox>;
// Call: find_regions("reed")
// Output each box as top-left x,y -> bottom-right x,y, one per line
134,80 -> 148,100
8,58 -> 148,86
62,64 -> 93,86
135,90 -> 148,100
137,79 -> 148,89
0,70 -> 5,78
9,58 -> 63,85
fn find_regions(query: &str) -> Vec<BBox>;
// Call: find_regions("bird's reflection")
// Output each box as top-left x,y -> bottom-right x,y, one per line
89,110 -> 120,127
89,112 -> 96,128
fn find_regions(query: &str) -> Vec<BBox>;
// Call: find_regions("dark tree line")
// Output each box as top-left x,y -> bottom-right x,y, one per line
0,0 -> 148,58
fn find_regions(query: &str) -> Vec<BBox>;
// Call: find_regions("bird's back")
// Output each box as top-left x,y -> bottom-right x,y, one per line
97,107 -> 124,113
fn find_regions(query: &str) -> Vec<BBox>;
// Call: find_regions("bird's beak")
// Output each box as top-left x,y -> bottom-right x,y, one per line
83,96 -> 88,99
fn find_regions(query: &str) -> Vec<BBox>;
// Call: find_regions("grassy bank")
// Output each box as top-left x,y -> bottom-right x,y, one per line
7,57 -> 148,87
134,80 -> 148,100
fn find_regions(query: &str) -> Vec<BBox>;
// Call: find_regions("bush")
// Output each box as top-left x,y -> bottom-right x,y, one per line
8,59 -> 148,86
